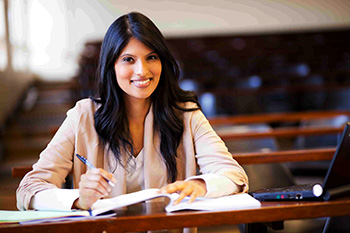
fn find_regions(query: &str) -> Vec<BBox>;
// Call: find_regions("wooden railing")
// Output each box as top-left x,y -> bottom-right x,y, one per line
232,147 -> 335,165
12,147 -> 336,178
218,126 -> 344,140
208,110 -> 350,125
12,110 -> 347,178
12,166 -> 34,179
209,110 -> 349,140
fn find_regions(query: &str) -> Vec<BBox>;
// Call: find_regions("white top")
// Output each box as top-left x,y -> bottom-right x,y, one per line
126,148 -> 145,194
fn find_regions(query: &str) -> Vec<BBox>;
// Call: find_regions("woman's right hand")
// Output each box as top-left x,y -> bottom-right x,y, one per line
73,169 -> 116,210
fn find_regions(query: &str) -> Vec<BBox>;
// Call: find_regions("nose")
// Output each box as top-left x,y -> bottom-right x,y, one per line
135,60 -> 149,77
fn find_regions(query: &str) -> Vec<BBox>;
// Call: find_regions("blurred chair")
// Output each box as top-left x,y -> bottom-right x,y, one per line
179,79 -> 199,92
296,74 -> 326,111
325,87 -> 350,110
179,79 -> 218,117
198,93 -> 217,117
214,123 -> 295,191
230,75 -> 264,115
295,115 -> 349,149
291,115 -> 350,176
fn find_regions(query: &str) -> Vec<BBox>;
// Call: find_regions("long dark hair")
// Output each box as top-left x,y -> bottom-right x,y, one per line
93,12 -> 200,182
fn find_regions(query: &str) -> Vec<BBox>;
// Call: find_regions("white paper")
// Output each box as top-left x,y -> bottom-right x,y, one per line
0,210 -> 90,223
91,189 -> 261,215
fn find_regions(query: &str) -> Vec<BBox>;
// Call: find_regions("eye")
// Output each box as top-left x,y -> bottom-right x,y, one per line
147,54 -> 159,61
122,57 -> 134,63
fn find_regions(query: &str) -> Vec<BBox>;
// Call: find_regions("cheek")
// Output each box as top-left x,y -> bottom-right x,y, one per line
115,65 -> 132,82
153,63 -> 162,77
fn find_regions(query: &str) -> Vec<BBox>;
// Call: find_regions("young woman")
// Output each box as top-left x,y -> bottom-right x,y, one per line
17,12 -> 248,213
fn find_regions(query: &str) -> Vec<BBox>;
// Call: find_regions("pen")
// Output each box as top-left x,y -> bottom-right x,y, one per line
76,153 -> 115,187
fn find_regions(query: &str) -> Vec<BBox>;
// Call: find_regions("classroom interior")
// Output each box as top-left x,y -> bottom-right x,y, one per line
0,0 -> 350,232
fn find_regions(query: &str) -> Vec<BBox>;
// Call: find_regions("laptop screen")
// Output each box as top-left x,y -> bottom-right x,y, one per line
250,122 -> 350,201
322,122 -> 350,199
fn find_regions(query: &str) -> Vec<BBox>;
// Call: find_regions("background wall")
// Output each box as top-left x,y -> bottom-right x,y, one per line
17,0 -> 350,80
1,0 -> 350,125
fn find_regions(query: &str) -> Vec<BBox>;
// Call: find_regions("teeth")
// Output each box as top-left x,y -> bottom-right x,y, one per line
132,79 -> 150,85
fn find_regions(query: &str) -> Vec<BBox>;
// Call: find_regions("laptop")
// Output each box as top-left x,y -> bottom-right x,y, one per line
250,122 -> 350,201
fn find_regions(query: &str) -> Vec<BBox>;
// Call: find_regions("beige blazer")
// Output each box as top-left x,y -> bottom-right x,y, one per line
17,99 -> 248,210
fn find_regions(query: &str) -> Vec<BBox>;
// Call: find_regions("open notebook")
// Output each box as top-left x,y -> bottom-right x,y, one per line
1,190 -> 260,224
250,122 -> 350,201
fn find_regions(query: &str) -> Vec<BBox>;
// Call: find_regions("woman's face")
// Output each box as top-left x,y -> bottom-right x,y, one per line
114,37 -> 162,103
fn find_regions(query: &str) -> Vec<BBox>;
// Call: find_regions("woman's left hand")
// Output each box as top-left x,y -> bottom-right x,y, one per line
158,180 -> 207,205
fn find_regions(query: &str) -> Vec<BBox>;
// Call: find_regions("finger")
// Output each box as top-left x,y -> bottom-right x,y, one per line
78,183 -> 105,210
188,191 -> 199,203
88,168 -> 117,184
80,179 -> 109,197
190,180 -> 207,195
99,169 -> 116,184
174,186 -> 193,205
77,188 -> 103,210
83,171 -> 112,193
97,168 -> 117,184
80,188 -> 105,202
80,173 -> 111,196
160,181 -> 185,194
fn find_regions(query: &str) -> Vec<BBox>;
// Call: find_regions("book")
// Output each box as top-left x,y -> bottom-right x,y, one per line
90,188 -> 261,216
0,210 -> 93,224
0,189 -> 260,224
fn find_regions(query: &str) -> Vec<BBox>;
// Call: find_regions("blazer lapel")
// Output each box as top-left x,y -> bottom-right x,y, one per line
143,105 -> 168,188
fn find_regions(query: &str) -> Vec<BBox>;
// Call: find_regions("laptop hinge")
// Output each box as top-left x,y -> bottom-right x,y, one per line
322,184 -> 350,200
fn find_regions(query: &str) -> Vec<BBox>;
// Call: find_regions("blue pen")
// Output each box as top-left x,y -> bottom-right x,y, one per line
76,153 -> 115,187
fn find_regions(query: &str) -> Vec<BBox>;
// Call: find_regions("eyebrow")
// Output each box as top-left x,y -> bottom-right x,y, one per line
120,51 -> 158,57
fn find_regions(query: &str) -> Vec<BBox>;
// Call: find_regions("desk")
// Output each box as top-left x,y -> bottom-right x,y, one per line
1,196 -> 350,233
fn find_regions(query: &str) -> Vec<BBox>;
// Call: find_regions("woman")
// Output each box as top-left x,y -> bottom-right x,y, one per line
17,12 -> 248,213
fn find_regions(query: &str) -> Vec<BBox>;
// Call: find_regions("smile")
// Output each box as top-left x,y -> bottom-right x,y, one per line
131,78 -> 152,87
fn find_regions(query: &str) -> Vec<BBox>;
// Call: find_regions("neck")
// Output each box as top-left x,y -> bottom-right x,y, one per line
124,97 -> 151,123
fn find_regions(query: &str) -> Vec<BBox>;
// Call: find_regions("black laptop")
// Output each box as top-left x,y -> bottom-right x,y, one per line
250,122 -> 350,201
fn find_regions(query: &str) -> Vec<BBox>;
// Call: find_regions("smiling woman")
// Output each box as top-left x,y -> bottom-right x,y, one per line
16,12 -> 248,233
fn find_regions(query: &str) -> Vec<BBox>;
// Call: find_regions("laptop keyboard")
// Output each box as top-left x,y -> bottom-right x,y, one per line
283,183 -> 315,192
262,183 -> 315,192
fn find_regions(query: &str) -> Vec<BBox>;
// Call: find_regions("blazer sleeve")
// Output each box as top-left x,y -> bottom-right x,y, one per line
16,102 -> 81,210
190,109 -> 249,193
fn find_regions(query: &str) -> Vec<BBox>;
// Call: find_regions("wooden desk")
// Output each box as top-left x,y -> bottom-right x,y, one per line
1,196 -> 350,233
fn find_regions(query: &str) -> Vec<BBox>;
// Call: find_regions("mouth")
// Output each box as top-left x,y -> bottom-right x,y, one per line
131,78 -> 152,86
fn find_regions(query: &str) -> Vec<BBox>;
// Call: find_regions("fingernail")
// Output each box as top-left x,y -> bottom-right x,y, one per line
109,181 -> 115,187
